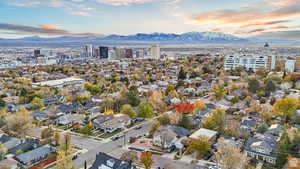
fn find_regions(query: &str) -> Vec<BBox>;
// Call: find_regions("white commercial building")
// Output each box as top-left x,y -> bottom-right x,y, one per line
224,55 -> 272,71
285,60 -> 296,73
150,45 -> 160,59
32,77 -> 85,88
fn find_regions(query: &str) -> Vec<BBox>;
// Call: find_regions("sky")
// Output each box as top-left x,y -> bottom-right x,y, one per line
0,0 -> 300,40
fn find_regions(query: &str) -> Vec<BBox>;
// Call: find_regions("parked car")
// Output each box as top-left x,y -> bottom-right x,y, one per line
134,126 -> 142,130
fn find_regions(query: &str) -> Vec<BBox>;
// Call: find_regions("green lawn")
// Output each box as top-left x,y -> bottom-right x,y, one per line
98,128 -> 123,139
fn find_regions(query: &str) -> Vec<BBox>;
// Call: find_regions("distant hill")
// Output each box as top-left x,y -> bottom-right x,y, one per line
0,32 -> 297,46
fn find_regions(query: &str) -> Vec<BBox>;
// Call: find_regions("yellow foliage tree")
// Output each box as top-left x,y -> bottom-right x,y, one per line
274,97 -> 298,123
103,108 -> 114,115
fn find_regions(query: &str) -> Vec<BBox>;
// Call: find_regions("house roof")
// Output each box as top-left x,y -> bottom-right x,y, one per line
189,128 -> 218,140
244,133 -> 278,158
89,152 -> 135,169
15,145 -> 55,164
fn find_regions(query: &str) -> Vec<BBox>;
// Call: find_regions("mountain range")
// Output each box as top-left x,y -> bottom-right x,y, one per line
0,32 -> 296,46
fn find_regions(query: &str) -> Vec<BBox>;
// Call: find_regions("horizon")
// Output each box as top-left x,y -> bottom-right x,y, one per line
0,0 -> 300,40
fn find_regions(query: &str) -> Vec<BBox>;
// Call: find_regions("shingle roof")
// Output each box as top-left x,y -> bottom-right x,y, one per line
90,152 -> 135,169
15,145 -> 55,164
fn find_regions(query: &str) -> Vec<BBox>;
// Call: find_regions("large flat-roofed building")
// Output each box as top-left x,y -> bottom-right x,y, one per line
224,55 -> 273,71
295,56 -> 300,72
32,77 -> 85,88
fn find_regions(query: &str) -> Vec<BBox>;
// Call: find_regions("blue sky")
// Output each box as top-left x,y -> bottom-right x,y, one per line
0,0 -> 300,40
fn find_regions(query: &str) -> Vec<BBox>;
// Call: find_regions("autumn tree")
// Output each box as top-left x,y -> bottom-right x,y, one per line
274,97 -> 298,123
149,91 -> 167,113
213,84 -> 227,100
277,130 -> 292,168
120,150 -> 139,164
5,107 -> 34,138
248,78 -> 260,93
31,97 -> 44,110
137,101 -> 154,118
202,108 -> 226,133
215,138 -> 248,169
188,137 -> 211,159
194,100 -> 207,111
140,151 -> 154,169
55,150 -> 74,169
157,114 -> 171,126
0,143 -> 7,160
121,104 -> 137,118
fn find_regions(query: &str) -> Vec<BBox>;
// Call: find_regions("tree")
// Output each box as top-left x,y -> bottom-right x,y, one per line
0,143 -> 7,160
84,83 -> 102,95
54,131 -> 61,146
277,131 -> 292,168
5,107 -> 34,138
188,137 -> 211,159
202,108 -> 226,133
55,150 -> 74,169
256,124 -> 269,134
125,86 -> 140,107
0,98 -> 6,108
265,80 -> 276,95
157,114 -> 170,126
31,97 -> 44,110
140,151 -> 154,169
274,97 -> 298,123
194,100 -> 207,111
150,121 -> 161,136
79,122 -> 94,135
178,115 -> 194,129
248,78 -> 260,93
149,91 -> 166,113
213,84 -> 227,100
215,138 -> 248,169
137,101 -> 154,118
41,127 -> 54,139
120,150 -> 139,164
121,104 -> 136,118
178,67 -> 187,80
60,133 -> 72,154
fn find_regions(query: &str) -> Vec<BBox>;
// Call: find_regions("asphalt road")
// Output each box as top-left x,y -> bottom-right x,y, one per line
71,120 -> 206,169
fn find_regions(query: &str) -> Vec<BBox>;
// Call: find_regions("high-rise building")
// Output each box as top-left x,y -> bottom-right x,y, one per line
100,46 -> 109,59
125,49 -> 133,58
275,58 -> 286,71
285,60 -> 296,73
34,49 -> 41,58
150,45 -> 160,59
85,45 -> 93,57
295,56 -> 300,72
114,47 -> 126,59
224,55 -> 271,71
267,55 -> 276,70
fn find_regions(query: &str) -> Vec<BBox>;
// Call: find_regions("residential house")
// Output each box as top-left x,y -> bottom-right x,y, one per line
43,96 -> 66,106
93,114 -> 114,130
100,114 -> 131,133
56,114 -> 85,126
266,124 -> 284,136
244,133 -> 278,164
0,159 -> 19,169
89,152 -> 135,169
31,111 -> 49,121
15,145 -> 56,168
189,128 -> 218,142
153,126 -> 178,151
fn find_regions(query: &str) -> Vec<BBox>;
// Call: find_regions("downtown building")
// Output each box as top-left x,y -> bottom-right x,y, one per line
150,45 -> 160,59
224,55 -> 276,71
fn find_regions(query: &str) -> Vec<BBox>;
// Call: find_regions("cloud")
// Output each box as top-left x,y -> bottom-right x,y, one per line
39,24 -> 61,30
192,0 -> 300,31
0,23 -> 100,36
69,11 -> 89,16
94,0 -> 158,5
254,30 -> 300,40
235,25 -> 290,34
240,20 -> 290,28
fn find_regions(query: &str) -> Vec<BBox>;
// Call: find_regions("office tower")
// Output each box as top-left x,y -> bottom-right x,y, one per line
275,58 -> 286,71
285,60 -> 296,73
125,49 -> 133,58
295,56 -> 300,72
94,48 -> 100,57
100,46 -> 109,59
267,55 -> 276,70
85,45 -> 93,57
114,47 -> 126,59
34,49 -> 41,58
150,45 -> 160,59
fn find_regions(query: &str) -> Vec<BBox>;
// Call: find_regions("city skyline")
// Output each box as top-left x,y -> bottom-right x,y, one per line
0,0 -> 300,40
